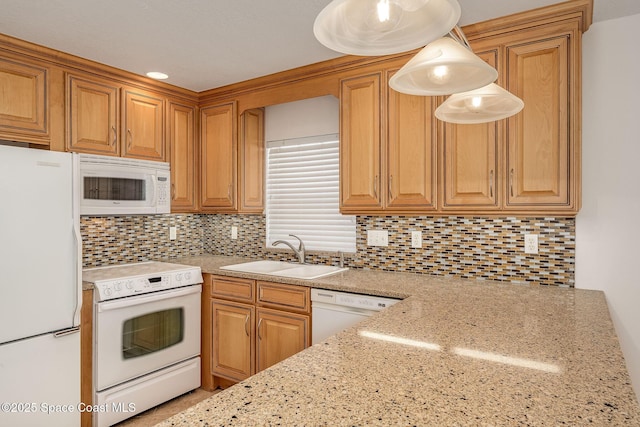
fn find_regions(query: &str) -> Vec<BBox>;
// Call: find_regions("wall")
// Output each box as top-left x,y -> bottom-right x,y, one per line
577,13 -> 640,401
82,97 -> 577,288
81,214 -> 203,267
265,95 -> 339,141
82,212 -> 576,288
198,214 -> 575,286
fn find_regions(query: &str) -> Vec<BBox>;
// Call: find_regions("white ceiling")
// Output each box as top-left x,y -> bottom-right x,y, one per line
1,0 -> 639,92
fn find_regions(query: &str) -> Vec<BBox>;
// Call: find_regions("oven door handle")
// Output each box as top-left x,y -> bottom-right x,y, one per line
97,285 -> 202,312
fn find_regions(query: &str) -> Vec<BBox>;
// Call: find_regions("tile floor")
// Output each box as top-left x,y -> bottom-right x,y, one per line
114,388 -> 219,427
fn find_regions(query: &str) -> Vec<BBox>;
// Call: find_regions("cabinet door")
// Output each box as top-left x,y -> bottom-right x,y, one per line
441,49 -> 500,210
67,74 -> 119,156
340,74 -> 382,211
386,70 -> 437,211
0,57 -> 48,143
256,308 -> 309,372
200,102 -> 237,210
239,108 -> 264,213
506,35 -> 570,207
122,87 -> 165,161
168,101 -> 197,211
211,299 -> 254,382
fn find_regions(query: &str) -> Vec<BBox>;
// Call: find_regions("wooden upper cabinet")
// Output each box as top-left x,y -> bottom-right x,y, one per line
505,34 -> 571,208
239,108 -> 265,213
340,73 -> 382,211
168,100 -> 197,212
200,101 -> 237,211
66,74 -> 119,156
441,49 -> 500,210
386,69 -> 437,211
0,57 -> 48,144
122,87 -> 165,161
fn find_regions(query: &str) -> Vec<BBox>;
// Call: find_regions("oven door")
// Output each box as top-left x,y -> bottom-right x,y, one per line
95,285 -> 201,391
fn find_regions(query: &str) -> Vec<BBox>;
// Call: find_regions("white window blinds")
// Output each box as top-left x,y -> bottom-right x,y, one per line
266,134 -> 356,253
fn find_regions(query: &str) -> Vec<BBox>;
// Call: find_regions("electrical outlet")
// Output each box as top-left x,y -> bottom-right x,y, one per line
411,231 -> 422,248
169,226 -> 177,241
524,234 -> 538,254
231,226 -> 238,240
367,230 -> 389,247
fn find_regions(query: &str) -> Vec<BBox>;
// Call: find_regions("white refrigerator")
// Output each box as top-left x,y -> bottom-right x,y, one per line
0,144 -> 81,427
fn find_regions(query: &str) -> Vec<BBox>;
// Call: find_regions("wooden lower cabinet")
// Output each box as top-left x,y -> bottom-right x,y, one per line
256,307 -> 309,372
203,274 -> 311,390
80,289 -> 93,427
211,299 -> 254,382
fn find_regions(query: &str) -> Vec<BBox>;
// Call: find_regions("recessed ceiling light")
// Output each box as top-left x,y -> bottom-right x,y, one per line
146,71 -> 169,80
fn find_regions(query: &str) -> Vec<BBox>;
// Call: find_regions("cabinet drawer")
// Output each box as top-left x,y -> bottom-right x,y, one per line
210,275 -> 255,303
257,281 -> 310,313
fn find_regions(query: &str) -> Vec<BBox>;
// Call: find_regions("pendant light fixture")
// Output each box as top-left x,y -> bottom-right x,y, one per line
313,0 -> 461,56
434,83 -> 524,124
388,31 -> 498,96
313,2 -> 524,124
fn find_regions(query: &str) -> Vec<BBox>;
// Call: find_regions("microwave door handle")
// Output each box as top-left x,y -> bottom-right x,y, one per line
151,174 -> 157,205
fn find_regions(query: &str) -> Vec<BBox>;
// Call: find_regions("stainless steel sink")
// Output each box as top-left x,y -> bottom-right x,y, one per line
220,260 -> 348,279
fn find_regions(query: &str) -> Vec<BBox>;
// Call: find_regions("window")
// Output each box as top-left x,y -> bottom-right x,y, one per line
266,134 -> 356,253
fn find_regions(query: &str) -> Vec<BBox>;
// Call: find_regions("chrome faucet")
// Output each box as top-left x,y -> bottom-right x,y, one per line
272,234 -> 306,264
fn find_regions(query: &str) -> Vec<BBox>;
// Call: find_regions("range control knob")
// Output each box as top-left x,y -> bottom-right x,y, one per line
185,272 -> 191,280
114,281 -> 123,291
125,280 -> 134,289
176,273 -> 183,281
103,287 -> 112,297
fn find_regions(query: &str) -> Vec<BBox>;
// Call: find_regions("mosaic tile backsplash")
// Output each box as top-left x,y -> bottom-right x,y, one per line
82,214 -> 575,287
81,214 -> 204,267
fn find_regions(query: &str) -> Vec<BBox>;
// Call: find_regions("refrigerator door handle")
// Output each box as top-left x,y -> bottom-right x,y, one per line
72,153 -> 83,328
54,326 -> 80,338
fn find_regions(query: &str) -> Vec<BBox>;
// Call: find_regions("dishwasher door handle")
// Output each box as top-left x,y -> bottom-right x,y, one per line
312,301 -> 376,316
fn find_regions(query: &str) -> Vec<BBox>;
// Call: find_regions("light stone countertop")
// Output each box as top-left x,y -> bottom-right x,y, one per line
156,255 -> 640,426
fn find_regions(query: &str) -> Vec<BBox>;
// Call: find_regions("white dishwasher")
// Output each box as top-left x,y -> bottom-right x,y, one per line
311,288 -> 400,345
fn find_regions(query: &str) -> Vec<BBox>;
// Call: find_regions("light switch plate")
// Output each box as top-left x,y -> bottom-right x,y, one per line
169,226 -> 177,241
367,230 -> 389,247
231,226 -> 238,240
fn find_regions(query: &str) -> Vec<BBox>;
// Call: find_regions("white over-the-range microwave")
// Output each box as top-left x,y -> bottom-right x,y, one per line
79,154 -> 171,215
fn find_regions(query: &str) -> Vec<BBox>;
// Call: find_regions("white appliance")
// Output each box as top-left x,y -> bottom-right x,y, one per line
83,261 -> 202,427
0,144 -> 81,427
311,288 -> 399,345
78,154 -> 170,216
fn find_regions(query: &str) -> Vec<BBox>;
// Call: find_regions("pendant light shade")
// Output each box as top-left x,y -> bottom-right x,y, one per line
435,83 -> 524,124
389,37 -> 498,96
313,0 -> 461,56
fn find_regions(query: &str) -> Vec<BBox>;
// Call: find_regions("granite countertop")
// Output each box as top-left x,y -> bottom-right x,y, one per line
157,255 -> 640,426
